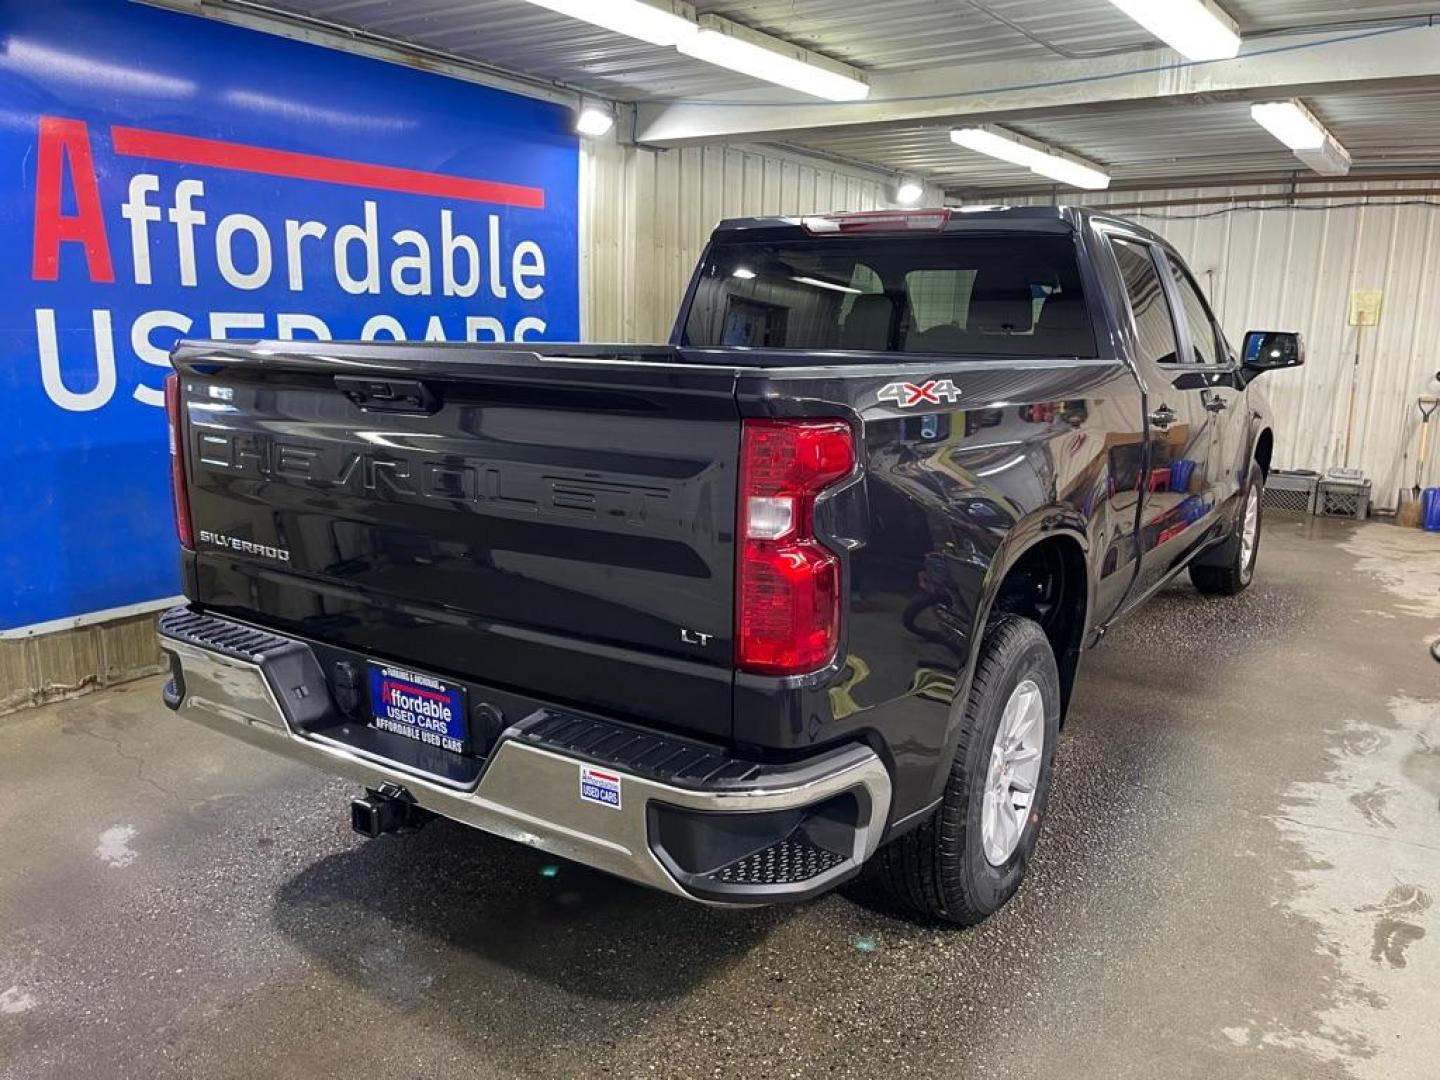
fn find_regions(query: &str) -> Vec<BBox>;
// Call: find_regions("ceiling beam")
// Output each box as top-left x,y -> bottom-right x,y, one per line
634,23 -> 1440,146
1080,186 -> 1440,211
953,167 -> 1440,200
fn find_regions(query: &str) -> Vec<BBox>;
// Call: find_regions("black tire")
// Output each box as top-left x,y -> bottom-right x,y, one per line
1189,461 -> 1264,596
877,615 -> 1061,926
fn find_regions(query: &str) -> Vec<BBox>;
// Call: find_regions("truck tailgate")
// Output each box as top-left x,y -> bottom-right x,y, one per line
172,341 -> 741,740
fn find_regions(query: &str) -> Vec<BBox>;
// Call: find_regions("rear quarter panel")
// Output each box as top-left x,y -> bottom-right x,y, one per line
733,355 -> 1145,825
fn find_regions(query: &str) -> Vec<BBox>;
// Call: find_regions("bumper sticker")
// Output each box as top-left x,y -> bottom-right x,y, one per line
579,765 -> 621,810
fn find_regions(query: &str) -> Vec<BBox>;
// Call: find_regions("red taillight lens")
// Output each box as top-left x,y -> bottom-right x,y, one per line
164,372 -> 194,549
736,419 -> 855,675
800,209 -> 950,234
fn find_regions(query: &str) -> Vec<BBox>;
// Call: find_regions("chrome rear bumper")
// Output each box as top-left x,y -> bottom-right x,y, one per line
158,610 -> 891,903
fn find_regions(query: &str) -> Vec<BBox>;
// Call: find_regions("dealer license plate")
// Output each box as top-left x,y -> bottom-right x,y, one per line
367,663 -> 468,754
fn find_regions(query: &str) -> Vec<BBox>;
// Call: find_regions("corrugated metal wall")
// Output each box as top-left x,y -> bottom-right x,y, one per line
580,134 -> 943,343
1023,181 -> 1440,510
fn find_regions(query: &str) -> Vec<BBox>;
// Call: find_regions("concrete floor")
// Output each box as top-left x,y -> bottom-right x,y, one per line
1,517 -> 1437,1080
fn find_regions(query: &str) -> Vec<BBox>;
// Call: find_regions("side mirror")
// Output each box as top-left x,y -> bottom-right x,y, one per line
1242,330 -> 1304,375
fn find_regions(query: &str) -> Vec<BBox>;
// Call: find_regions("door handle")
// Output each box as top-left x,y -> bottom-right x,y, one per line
335,375 -> 440,414
1149,405 -> 1177,430
1203,395 -> 1228,413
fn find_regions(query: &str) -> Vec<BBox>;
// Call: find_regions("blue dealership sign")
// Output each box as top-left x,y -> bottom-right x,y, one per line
0,0 -> 580,630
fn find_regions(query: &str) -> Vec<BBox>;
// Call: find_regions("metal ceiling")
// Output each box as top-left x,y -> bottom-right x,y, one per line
202,0 -> 1145,99
215,0 -> 1440,99
181,0 -> 1440,190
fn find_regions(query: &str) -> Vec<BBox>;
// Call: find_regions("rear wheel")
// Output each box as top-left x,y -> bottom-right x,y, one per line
1190,461 -> 1263,596
877,615 -> 1060,925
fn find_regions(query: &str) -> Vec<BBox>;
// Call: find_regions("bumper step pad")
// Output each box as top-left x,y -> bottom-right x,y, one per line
709,830 -> 848,886
158,607 -> 297,663
517,708 -> 784,792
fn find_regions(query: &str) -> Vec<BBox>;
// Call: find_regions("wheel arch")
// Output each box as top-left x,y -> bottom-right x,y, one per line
1252,426 -> 1274,479
979,527 -> 1092,718
915,517 -> 1093,814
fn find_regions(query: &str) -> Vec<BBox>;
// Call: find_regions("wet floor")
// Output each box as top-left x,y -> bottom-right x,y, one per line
1,516 -> 1437,1079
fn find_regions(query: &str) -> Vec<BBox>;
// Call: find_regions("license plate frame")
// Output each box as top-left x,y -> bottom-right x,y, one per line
366,662 -> 469,755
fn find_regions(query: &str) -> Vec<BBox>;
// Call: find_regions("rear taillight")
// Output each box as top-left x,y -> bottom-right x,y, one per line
736,419 -> 855,675
164,372 -> 194,549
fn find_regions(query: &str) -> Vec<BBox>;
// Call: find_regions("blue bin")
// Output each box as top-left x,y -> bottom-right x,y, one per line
1169,458 -> 1196,493
1423,487 -> 1440,532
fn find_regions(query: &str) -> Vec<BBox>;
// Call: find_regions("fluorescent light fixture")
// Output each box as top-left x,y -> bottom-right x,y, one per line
1295,137 -> 1351,177
1105,0 -> 1241,61
1250,99 -> 1326,150
894,179 -> 925,205
951,127 -> 1038,170
521,2 -> 868,100
950,126 -> 1110,190
523,0 -> 697,47
678,15 -> 869,101
1251,100 -> 1351,175
1249,99 -> 1347,175
792,275 -> 863,295
731,267 -> 757,279
1025,155 -> 1110,191
575,104 -> 615,137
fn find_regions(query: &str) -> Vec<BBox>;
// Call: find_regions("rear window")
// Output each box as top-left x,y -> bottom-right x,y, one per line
681,234 -> 1095,357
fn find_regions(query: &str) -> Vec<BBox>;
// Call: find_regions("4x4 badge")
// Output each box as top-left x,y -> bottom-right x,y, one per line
878,379 -> 962,407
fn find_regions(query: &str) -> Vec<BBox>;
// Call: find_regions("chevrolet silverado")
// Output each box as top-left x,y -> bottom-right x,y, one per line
157,206 -> 1303,924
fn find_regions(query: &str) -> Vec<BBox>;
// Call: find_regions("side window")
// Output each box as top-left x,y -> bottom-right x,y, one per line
1165,256 -> 1224,365
904,269 -> 977,331
837,263 -> 884,321
1110,238 -> 1180,367
835,262 -> 885,343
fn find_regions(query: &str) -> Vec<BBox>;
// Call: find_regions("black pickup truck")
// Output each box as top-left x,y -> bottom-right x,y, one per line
157,206 -> 1303,925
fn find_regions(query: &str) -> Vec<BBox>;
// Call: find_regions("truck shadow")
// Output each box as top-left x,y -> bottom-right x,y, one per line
270,816 -> 788,1014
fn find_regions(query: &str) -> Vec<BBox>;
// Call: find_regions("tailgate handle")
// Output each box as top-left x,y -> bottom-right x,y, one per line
336,376 -> 440,414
